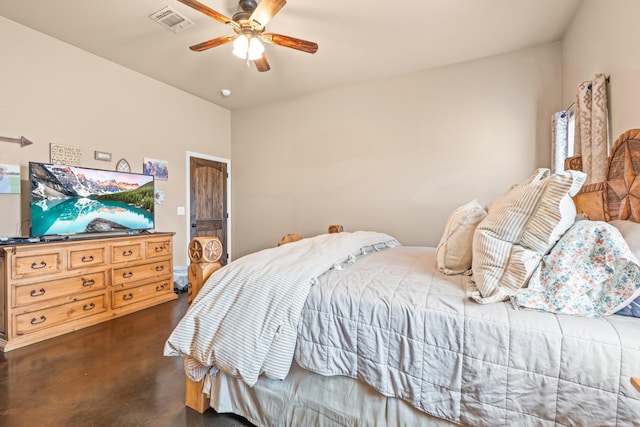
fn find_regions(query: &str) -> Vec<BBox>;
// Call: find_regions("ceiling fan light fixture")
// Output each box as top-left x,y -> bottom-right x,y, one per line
178,0 -> 317,72
232,34 -> 264,60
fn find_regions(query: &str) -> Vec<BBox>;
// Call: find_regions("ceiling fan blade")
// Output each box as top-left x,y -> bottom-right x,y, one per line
254,53 -> 271,72
177,0 -> 240,31
262,33 -> 318,54
249,0 -> 286,29
189,34 -> 237,52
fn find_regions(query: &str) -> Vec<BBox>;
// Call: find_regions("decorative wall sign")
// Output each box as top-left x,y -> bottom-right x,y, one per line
50,143 -> 81,166
116,158 -> 131,172
0,163 -> 20,194
143,157 -> 168,180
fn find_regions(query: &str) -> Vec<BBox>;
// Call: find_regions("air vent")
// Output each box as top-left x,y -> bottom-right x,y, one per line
149,6 -> 195,33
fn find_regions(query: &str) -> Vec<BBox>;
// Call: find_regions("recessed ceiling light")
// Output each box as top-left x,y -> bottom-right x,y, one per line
221,89 -> 232,97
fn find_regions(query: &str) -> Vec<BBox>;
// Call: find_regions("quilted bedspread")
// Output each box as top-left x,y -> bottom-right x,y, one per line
295,246 -> 640,426
164,231 -> 399,386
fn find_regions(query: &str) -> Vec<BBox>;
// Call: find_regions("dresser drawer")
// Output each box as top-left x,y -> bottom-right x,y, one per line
112,279 -> 173,309
12,251 -> 62,279
68,247 -> 106,270
112,260 -> 171,285
112,243 -> 142,263
146,240 -> 172,258
14,294 -> 107,336
13,272 -> 106,307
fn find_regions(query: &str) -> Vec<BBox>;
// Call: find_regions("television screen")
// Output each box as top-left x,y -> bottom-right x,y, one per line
29,162 -> 155,237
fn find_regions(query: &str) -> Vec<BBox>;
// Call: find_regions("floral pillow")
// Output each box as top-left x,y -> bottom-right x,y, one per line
511,220 -> 640,317
610,220 -> 640,317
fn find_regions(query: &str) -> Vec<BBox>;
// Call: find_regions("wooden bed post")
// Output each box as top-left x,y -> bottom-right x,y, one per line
186,377 -> 210,413
185,237 -> 223,412
187,261 -> 221,304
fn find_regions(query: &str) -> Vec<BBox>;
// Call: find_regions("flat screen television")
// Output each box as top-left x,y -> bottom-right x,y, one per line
29,162 -> 155,238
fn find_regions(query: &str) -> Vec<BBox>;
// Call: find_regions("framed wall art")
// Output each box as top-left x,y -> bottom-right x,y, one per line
0,163 -> 21,194
143,158 -> 168,181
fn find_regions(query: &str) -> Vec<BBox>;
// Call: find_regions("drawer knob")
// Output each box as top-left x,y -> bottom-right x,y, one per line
30,315 -> 47,325
82,278 -> 96,287
156,284 -> 165,292
81,255 -> 94,263
155,247 -> 165,253
156,265 -> 165,272
83,302 -> 96,311
122,293 -> 134,301
30,288 -> 46,297
122,250 -> 133,257
31,261 -> 47,270
122,272 -> 133,279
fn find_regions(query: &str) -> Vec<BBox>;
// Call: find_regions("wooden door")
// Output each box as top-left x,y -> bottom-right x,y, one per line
189,157 -> 228,265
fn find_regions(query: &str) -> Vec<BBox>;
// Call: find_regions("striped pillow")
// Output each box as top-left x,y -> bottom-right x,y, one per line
469,169 -> 586,304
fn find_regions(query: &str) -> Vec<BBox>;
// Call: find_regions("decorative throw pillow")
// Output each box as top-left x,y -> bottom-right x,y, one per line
436,199 -> 487,275
609,220 -> 640,317
617,298 -> 640,317
511,220 -> 640,316
609,220 -> 640,261
470,168 -> 586,304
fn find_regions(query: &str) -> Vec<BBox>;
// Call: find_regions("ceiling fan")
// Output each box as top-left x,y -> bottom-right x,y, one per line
177,0 -> 318,72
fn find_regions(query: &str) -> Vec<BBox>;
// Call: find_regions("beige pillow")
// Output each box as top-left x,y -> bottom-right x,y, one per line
609,220 -> 640,261
470,168 -> 586,304
436,200 -> 487,275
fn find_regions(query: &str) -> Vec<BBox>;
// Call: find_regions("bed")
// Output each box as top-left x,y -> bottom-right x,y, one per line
165,130 -> 640,426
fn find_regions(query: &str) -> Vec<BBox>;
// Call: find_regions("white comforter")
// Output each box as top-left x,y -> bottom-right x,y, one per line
296,246 -> 640,426
164,231 -> 398,386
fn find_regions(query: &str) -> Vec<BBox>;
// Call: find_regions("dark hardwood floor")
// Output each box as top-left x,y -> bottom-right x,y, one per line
0,292 -> 255,427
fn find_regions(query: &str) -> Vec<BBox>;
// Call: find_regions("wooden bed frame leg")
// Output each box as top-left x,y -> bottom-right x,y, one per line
184,241 -> 224,412
185,377 -> 209,413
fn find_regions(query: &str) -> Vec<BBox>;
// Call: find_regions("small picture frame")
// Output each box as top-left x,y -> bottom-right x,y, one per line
95,151 -> 112,162
143,158 -> 168,181
0,163 -> 21,194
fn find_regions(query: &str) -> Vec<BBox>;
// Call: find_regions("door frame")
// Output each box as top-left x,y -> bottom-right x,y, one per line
185,151 -> 232,264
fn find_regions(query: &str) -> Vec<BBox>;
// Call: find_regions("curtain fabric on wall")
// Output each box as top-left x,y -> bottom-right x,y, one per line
574,73 -> 609,184
551,111 -> 569,174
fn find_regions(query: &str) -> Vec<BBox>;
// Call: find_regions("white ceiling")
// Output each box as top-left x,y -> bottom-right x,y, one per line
0,0 -> 583,110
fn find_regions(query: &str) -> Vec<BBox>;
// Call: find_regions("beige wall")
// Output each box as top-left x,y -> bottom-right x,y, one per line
562,0 -> 640,139
1,13 -> 575,262
0,17 -> 231,266
231,43 -> 562,257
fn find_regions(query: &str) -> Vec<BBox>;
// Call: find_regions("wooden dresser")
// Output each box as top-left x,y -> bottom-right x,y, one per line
0,232 -> 177,351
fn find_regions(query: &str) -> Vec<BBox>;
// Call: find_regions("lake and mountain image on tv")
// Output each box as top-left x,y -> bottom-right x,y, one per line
29,163 -> 155,237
